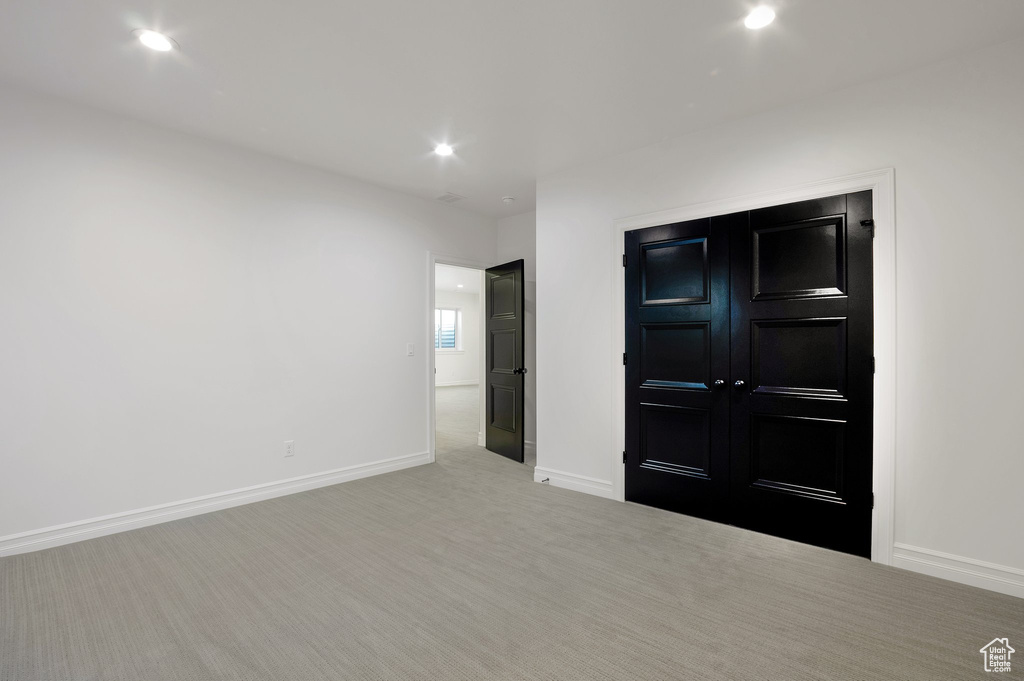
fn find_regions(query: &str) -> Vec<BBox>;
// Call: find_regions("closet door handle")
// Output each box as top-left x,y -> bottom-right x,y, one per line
714,379 -> 725,388
734,380 -> 746,389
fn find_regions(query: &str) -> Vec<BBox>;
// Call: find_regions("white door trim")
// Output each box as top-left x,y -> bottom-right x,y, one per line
427,253 -> 494,462
610,168 -> 897,565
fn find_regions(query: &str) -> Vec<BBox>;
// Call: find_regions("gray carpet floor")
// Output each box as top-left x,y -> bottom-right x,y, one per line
1,389 -> 1021,680
435,384 -> 534,467
435,385 -> 484,456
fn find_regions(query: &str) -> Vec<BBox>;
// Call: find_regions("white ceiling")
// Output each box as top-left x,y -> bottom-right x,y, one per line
436,264 -> 480,295
2,1 -> 1023,216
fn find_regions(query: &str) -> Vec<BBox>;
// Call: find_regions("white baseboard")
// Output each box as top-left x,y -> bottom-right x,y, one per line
892,543 -> 1024,599
534,466 -> 615,500
435,380 -> 479,387
0,451 -> 431,557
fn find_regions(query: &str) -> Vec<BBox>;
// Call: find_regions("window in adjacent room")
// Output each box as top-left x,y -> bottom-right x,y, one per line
434,308 -> 462,351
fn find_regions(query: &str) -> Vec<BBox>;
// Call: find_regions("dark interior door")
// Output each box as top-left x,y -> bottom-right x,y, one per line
486,259 -> 526,462
624,217 -> 731,520
624,192 -> 874,557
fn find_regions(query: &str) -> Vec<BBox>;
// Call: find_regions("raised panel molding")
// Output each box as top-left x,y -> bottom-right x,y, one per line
489,272 -> 516,319
751,317 -> 847,399
641,237 -> 709,305
752,215 -> 846,300
750,413 -> 845,502
490,385 -> 517,432
490,328 -> 517,374
640,322 -> 711,390
639,403 -> 711,479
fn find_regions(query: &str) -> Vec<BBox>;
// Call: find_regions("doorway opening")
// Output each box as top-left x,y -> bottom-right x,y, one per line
430,257 -> 531,467
433,263 -> 487,461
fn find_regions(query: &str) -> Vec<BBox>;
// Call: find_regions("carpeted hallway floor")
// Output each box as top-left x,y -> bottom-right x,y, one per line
435,384 -> 485,456
434,384 -> 536,468
1,398 -> 1021,680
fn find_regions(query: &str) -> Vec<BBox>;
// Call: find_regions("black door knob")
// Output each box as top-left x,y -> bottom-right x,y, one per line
714,379 -> 725,387
734,380 -> 746,389
513,367 -> 528,375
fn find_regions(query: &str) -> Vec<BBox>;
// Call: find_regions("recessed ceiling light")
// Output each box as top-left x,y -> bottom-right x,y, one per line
744,6 -> 776,29
457,284 -> 464,288
132,29 -> 177,52
434,143 -> 454,157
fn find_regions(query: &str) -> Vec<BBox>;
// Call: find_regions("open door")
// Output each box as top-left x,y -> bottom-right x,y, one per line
485,259 -> 526,462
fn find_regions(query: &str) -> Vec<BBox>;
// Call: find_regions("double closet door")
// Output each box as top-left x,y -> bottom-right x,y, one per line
624,192 -> 873,557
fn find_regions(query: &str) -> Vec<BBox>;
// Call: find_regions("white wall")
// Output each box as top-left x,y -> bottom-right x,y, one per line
434,289 -> 481,386
0,85 -> 497,545
536,38 -> 1024,588
496,211 -> 537,458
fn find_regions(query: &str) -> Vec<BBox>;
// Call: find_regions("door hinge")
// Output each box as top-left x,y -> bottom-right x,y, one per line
861,219 -> 875,237
623,352 -> 627,366
623,450 -> 627,464
622,254 -> 627,267
871,493 -> 875,509
872,357 -> 876,374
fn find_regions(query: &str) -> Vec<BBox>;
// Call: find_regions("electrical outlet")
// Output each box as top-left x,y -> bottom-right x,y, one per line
284,440 -> 295,458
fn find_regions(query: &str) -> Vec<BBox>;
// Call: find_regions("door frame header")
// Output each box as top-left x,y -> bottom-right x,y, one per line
610,168 -> 897,565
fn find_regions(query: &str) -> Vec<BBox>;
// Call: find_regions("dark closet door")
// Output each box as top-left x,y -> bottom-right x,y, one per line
624,217 -> 731,519
730,192 -> 873,557
485,259 -> 526,462
623,192 -> 874,558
